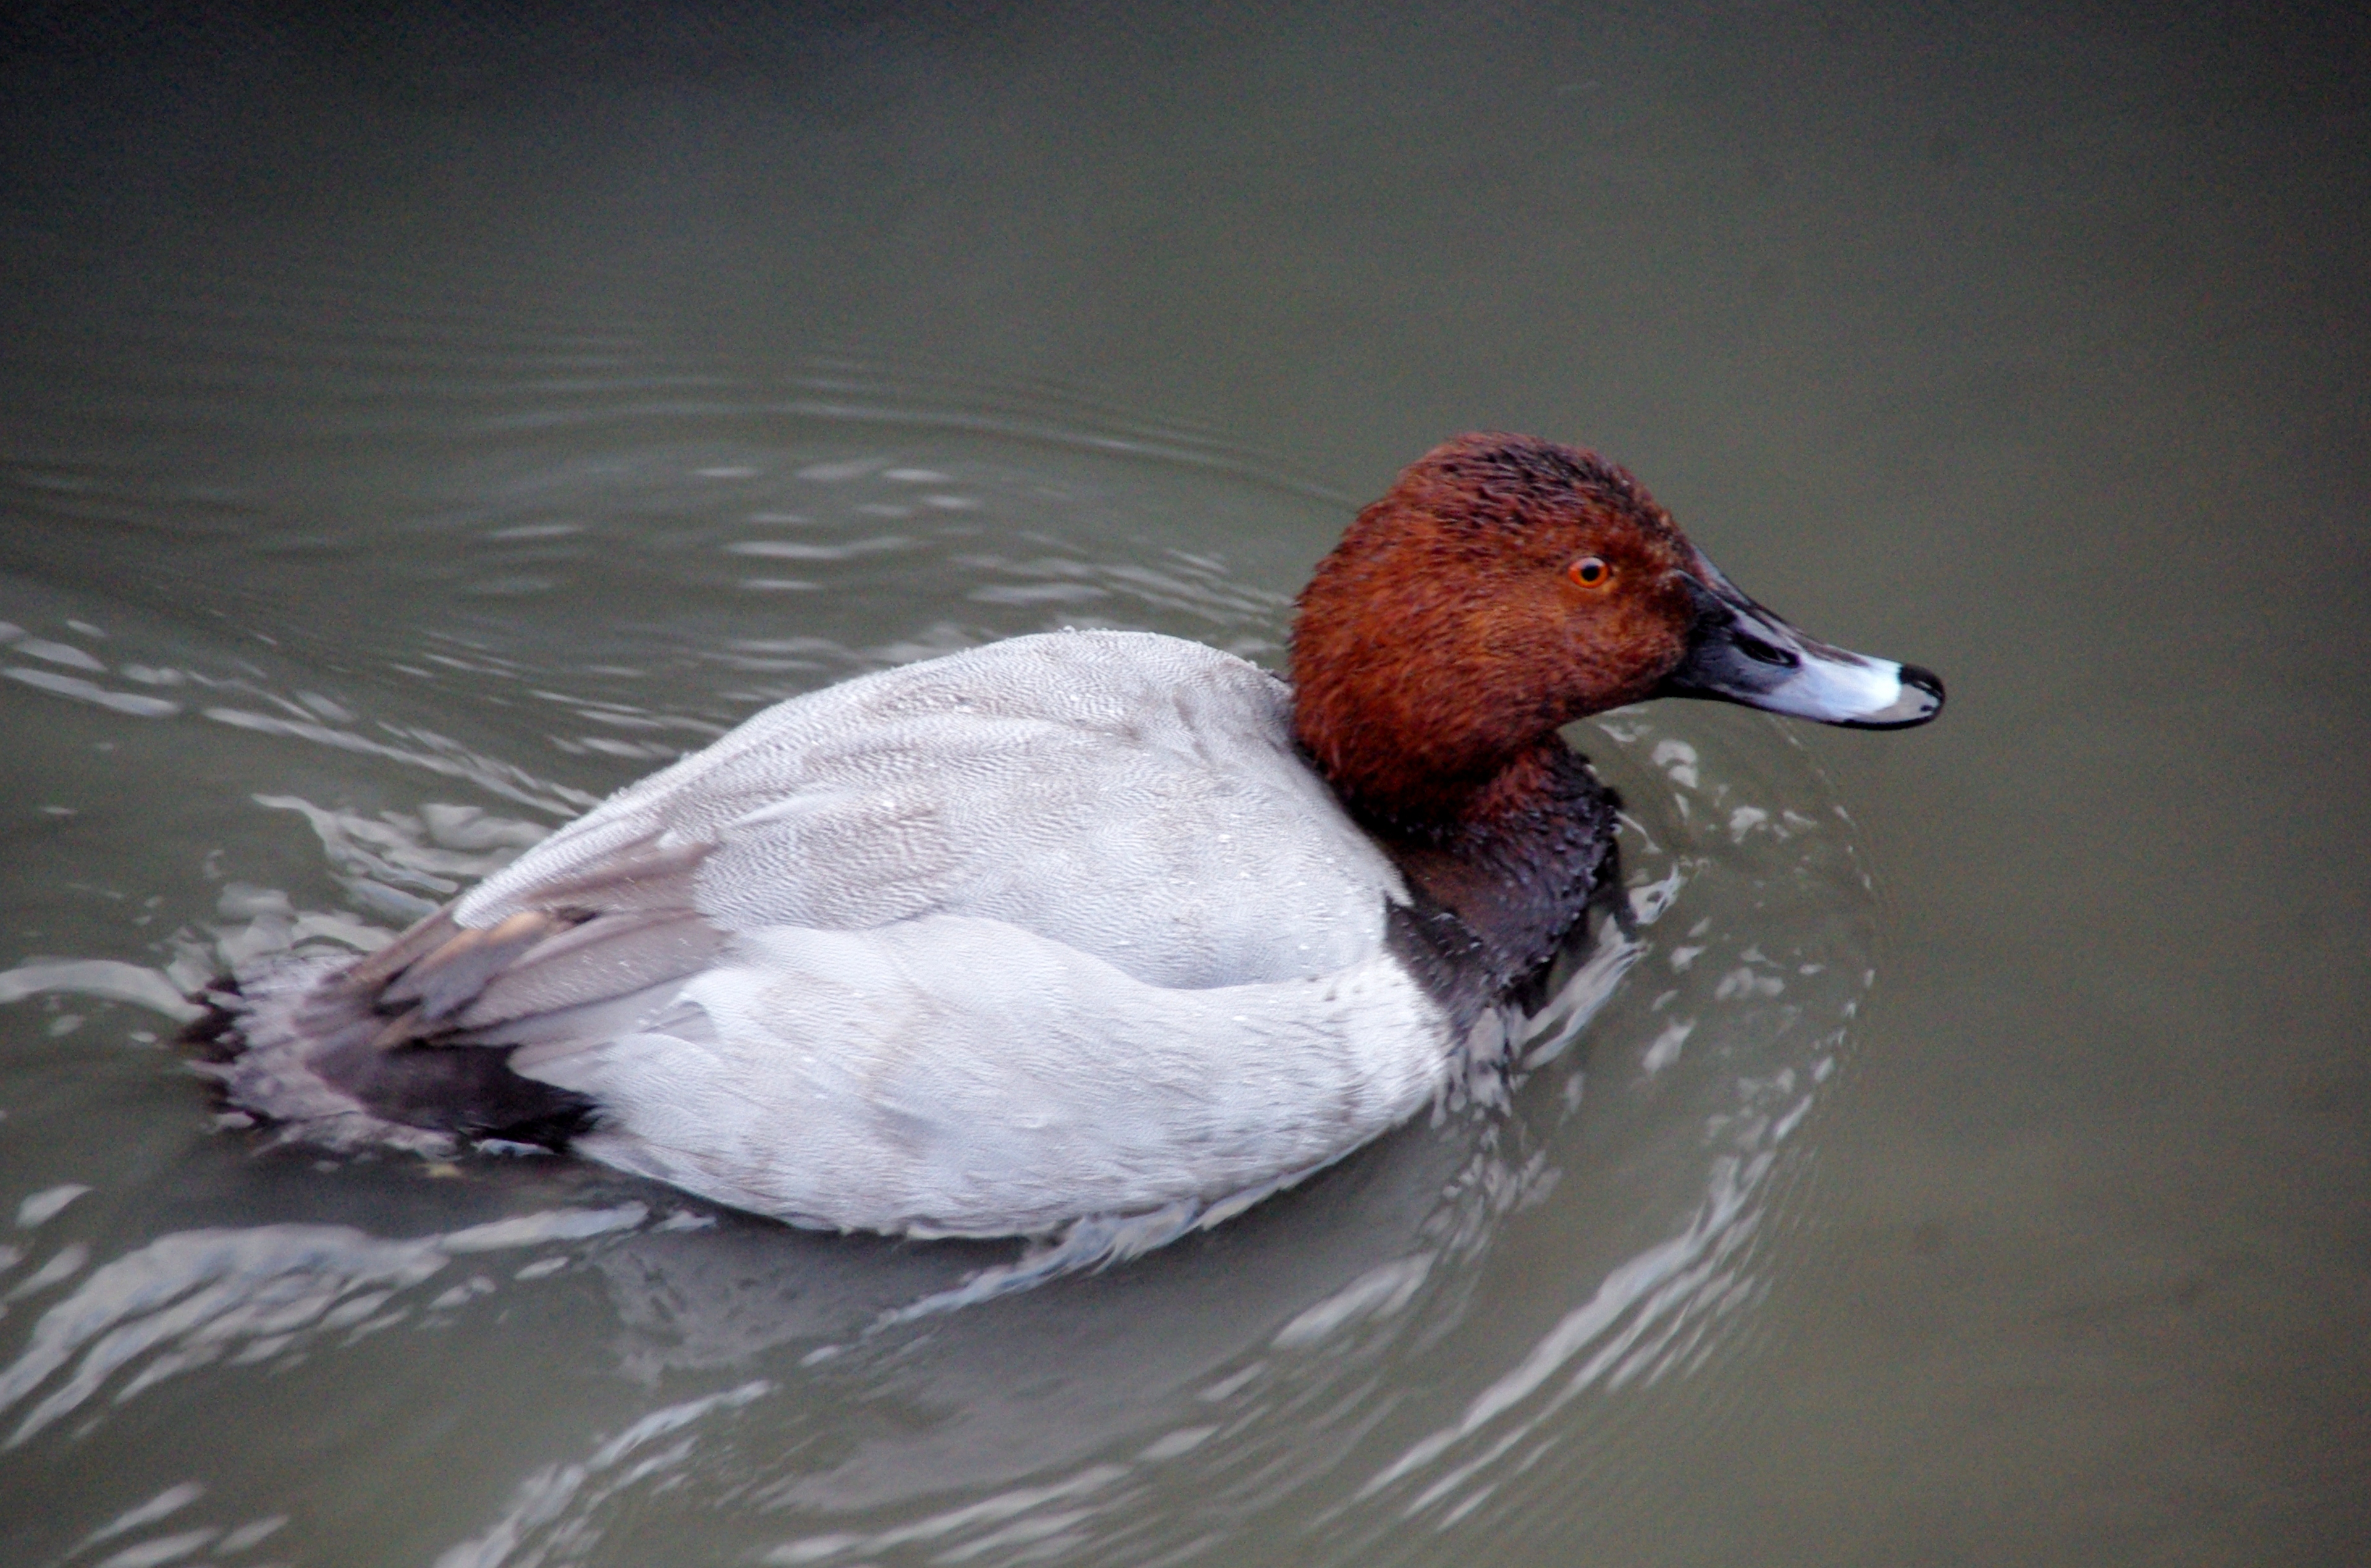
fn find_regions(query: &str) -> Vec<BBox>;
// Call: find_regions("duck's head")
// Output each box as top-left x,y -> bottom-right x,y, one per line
1291,432 -> 1943,826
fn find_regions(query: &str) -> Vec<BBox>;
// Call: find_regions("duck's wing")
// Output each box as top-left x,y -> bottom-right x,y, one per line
197,634 -> 1413,1147
456,630 -> 1407,992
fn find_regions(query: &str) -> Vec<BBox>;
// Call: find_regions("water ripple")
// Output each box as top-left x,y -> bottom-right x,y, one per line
0,1206 -> 646,1449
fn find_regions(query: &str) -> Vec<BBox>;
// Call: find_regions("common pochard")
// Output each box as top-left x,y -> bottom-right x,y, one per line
193,434 -> 1942,1239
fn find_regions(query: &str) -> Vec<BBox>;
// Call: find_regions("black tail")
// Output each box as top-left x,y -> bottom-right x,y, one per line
183,961 -> 598,1155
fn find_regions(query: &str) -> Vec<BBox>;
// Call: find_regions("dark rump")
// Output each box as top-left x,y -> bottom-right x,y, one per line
183,972 -> 599,1151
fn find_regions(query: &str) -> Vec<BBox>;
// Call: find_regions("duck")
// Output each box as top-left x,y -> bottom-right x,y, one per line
190,433 -> 1942,1241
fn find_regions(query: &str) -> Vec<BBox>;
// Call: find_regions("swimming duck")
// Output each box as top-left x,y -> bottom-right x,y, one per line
192,433 -> 1941,1239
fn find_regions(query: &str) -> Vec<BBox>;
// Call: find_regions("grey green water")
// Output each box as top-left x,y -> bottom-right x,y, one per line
2,6 -> 2364,1566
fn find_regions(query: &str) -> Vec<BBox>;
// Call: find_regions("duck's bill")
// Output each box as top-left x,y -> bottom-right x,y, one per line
1656,552 -> 1944,728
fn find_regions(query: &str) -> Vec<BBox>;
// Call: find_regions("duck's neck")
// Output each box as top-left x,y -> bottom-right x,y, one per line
1347,737 -> 1622,1026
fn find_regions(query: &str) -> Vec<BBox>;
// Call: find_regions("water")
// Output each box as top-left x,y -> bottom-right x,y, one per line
2,5 -> 2365,1566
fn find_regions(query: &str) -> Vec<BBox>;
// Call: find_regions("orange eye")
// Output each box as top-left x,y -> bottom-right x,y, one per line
1569,556 -> 1612,589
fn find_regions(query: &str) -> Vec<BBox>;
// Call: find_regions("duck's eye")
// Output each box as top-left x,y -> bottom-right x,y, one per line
1569,556 -> 1613,589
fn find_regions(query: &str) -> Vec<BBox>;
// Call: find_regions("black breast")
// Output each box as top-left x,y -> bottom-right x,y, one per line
1375,743 -> 1623,1031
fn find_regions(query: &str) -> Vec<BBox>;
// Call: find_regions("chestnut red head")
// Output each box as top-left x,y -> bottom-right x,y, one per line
1289,433 -> 1940,827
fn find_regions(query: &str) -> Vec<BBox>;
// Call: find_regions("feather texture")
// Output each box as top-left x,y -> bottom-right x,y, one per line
203,633 -> 1450,1234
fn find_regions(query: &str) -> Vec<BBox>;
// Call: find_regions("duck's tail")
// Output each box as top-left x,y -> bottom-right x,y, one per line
183,946 -> 603,1157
